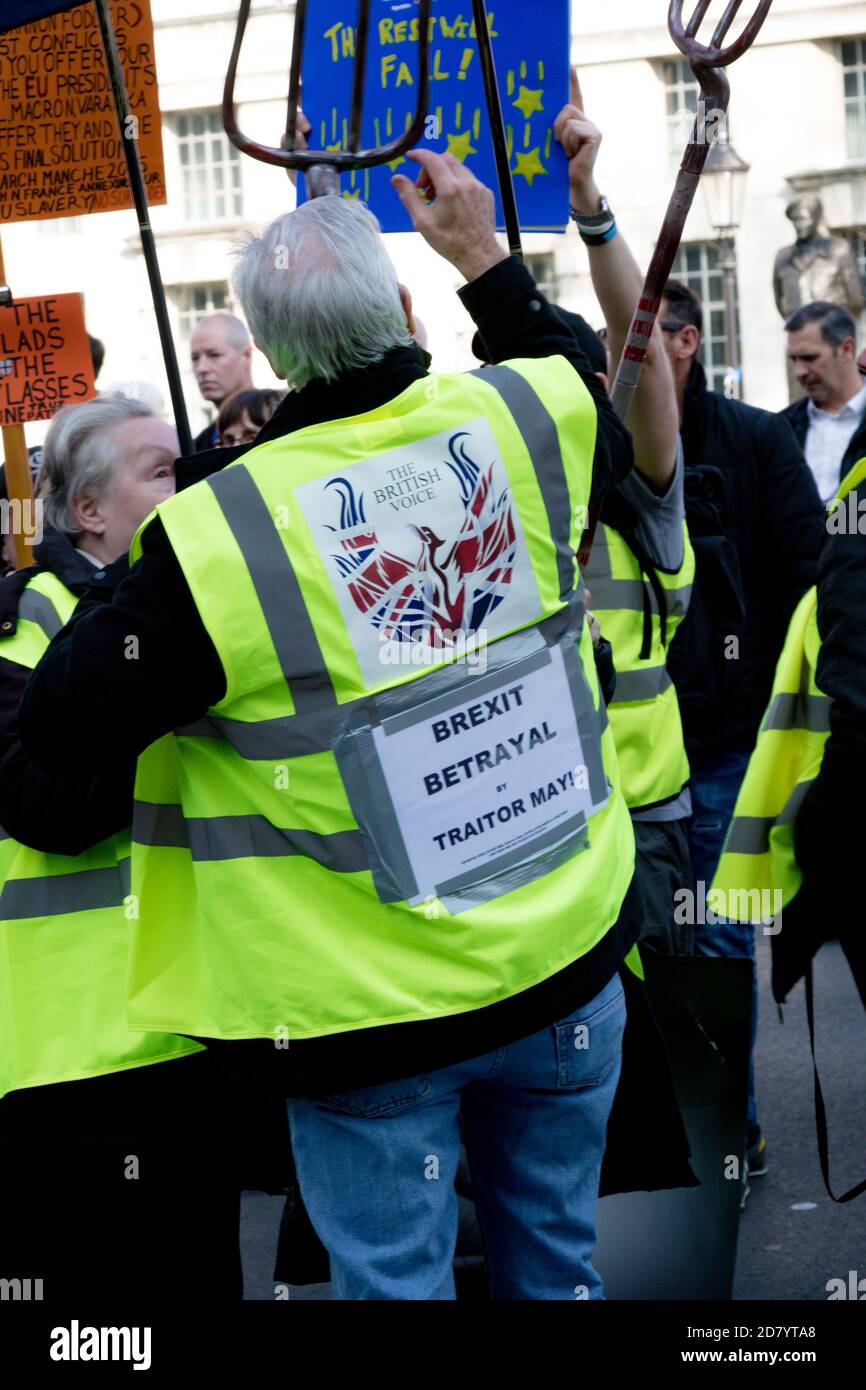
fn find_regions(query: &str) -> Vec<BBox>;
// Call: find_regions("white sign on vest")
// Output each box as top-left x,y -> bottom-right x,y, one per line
372,645 -> 607,903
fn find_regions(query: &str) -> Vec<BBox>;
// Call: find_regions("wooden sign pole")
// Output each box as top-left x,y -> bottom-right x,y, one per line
0,231 -> 34,571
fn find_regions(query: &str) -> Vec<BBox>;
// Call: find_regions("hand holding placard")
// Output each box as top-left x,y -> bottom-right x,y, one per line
300,0 -> 571,233
553,67 -> 604,213
392,149 -> 508,282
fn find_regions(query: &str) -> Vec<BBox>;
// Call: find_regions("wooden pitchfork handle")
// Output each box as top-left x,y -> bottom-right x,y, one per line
578,0 -> 774,567
222,0 -> 432,197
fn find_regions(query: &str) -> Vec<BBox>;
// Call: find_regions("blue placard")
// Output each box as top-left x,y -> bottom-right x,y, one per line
0,0 -> 81,34
299,0 -> 571,232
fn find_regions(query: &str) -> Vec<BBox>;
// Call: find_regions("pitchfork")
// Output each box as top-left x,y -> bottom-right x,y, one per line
222,0 -> 523,255
579,0 -> 773,564
222,0 -> 433,199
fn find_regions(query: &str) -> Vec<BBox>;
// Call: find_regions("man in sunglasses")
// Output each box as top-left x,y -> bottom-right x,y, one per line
656,279 -> 825,1178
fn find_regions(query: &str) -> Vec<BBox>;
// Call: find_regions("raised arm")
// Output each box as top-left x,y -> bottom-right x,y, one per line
392,148 -> 634,501
554,71 -> 679,494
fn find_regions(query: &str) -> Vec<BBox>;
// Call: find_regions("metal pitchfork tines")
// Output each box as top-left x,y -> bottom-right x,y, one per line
223,0 -> 432,199
579,0 -> 774,566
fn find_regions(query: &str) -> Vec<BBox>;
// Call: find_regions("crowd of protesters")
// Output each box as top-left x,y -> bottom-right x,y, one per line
0,78 -> 863,1302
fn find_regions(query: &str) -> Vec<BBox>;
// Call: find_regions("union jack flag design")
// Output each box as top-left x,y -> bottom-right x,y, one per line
323,431 -> 517,648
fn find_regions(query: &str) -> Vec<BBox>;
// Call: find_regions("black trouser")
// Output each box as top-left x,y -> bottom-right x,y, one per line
0,1049 -> 242,1303
633,817 -> 694,956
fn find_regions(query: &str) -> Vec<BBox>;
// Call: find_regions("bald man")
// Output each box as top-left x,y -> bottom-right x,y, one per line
190,312 -> 254,452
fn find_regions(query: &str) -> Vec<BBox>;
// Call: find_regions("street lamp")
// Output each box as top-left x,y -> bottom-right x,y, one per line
702,138 -> 751,398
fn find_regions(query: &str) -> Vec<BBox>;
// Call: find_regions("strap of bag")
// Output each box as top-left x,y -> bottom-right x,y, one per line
805,962 -> 866,1203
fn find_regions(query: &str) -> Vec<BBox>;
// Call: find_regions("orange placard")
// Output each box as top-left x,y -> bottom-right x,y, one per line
0,291 -> 95,424
0,0 -> 166,223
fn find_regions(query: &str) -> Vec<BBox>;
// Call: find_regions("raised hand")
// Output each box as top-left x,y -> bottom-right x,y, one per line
553,66 -> 603,211
392,149 -> 507,283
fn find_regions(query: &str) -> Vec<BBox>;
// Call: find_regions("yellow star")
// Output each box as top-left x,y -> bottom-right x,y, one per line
512,147 -> 547,186
387,154 -> 406,172
513,85 -> 544,120
446,129 -> 477,162
342,188 -> 362,199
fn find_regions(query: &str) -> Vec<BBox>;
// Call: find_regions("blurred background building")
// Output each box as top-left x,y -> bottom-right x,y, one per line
4,0 -> 866,439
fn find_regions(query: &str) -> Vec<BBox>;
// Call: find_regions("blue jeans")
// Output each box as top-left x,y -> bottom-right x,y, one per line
689,749 -> 759,1139
687,748 -> 752,892
288,974 -> 626,1300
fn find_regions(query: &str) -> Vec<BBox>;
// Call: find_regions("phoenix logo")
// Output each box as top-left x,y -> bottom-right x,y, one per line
323,431 -> 516,647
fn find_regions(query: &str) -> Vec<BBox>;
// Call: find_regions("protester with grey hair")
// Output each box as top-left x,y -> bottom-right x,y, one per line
780,300 -> 866,501
21,154 -> 643,1301
190,311 -> 254,451
0,394 -> 242,1302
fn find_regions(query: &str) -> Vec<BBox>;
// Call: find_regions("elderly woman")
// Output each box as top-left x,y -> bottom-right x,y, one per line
0,395 -> 241,1301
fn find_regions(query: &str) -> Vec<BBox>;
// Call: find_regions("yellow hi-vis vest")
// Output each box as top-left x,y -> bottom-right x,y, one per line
128,356 -> 636,1041
0,569 -> 201,1099
712,457 -> 866,922
584,519 -> 694,810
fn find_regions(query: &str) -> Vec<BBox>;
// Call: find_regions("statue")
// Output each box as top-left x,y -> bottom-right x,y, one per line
773,195 -> 864,400
773,195 -> 864,323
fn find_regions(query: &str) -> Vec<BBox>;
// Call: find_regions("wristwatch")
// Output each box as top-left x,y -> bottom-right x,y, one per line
569,195 -> 614,230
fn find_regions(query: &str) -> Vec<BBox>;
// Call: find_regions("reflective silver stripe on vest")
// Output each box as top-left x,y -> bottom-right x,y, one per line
134,802 -> 189,848
611,666 -> 672,704
665,583 -> 694,620
18,588 -> 64,640
207,466 -> 338,716
177,598 -> 595,761
470,365 -> 575,602
588,527 -> 691,617
1,857 -> 131,921
723,816 -> 774,856
176,705 -> 352,761
134,801 -> 367,871
588,576 -> 692,619
723,781 -> 813,855
761,693 -> 831,735
588,577 -> 655,613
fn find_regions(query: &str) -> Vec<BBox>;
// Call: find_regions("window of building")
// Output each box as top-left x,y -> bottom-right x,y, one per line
840,38 -> 866,160
525,251 -> 558,300
660,56 -> 728,161
661,57 -> 700,158
672,243 -> 740,395
171,110 -> 243,222
170,282 -> 232,341
38,217 -> 83,235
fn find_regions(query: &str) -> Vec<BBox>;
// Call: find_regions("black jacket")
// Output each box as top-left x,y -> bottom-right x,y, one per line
780,394 -> 866,496
780,471 -> 866,1007
17,257 -> 643,1096
0,530 -> 135,854
193,419 -> 219,453
672,360 -> 825,765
